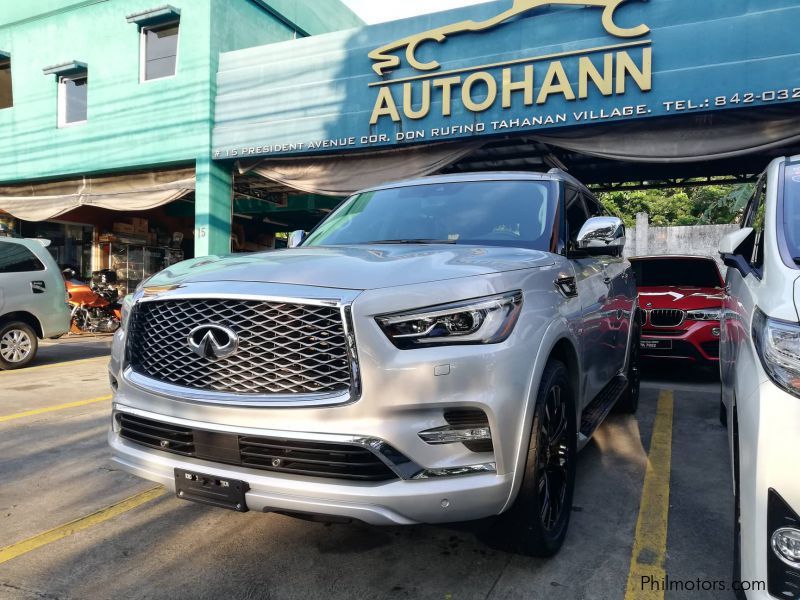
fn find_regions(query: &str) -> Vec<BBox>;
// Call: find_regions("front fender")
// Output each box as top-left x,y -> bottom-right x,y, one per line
501,318 -> 582,512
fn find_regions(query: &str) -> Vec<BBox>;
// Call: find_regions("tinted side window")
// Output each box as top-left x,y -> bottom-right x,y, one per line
565,186 -> 589,252
744,177 -> 767,271
583,194 -> 604,218
0,243 -> 45,273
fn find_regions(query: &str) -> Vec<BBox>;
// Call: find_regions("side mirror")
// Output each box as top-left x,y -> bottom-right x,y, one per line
576,216 -> 626,257
288,230 -> 306,249
719,227 -> 754,275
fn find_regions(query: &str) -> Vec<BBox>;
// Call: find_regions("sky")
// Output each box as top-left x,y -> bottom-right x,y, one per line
340,0 -> 491,24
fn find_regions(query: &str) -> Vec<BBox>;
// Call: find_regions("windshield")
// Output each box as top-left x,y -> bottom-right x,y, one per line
303,180 -> 557,250
784,161 -> 800,261
631,258 -> 723,288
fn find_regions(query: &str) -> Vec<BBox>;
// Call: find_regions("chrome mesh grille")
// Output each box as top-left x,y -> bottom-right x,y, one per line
649,309 -> 685,328
127,299 -> 352,395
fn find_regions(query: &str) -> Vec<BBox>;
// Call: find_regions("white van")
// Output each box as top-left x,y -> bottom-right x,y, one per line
0,236 -> 71,369
720,155 -> 800,598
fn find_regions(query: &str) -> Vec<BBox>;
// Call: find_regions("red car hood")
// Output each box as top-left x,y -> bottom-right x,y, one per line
638,286 -> 724,310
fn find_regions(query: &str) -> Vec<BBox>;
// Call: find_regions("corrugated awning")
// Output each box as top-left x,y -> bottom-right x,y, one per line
0,167 -> 195,221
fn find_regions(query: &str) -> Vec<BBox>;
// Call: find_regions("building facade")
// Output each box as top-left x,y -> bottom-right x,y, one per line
0,0 -> 361,289
211,0 -> 800,203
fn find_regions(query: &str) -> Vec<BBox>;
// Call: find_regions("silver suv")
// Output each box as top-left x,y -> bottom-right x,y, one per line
109,171 -> 640,556
0,236 -> 71,369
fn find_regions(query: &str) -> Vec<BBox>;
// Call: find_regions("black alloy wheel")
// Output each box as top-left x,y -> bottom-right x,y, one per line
538,383 -> 571,532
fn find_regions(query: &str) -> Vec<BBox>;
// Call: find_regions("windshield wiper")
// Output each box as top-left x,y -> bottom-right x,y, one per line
363,239 -> 457,245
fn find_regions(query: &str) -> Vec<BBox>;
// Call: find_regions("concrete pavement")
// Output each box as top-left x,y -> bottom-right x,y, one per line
0,345 -> 735,600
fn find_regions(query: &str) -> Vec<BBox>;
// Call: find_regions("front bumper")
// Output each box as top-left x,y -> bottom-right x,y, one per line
738,380 -> 800,599
109,408 -> 512,525
106,275 -> 559,526
641,320 -> 720,364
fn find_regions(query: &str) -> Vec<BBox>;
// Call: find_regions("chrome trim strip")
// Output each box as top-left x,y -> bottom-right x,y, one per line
123,367 -> 354,408
134,280 -> 362,306
139,291 -> 343,307
418,425 -> 492,445
341,304 -> 363,403
412,463 -> 497,479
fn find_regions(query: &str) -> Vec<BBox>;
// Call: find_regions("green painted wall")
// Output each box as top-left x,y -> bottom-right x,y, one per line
0,0 -> 214,183
259,0 -> 363,35
0,0 -> 106,27
0,0 -> 362,255
0,0 -> 362,184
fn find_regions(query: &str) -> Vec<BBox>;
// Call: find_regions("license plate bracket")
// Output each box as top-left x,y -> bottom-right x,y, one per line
641,339 -> 673,351
174,469 -> 249,512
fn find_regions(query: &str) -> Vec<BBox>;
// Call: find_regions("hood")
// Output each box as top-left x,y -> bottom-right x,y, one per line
145,245 -> 555,291
638,286 -> 724,311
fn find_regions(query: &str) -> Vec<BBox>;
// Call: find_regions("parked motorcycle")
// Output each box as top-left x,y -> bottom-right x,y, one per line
62,268 -> 122,334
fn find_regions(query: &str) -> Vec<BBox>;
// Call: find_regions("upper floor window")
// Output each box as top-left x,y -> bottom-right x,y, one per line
127,5 -> 182,82
141,20 -> 179,81
43,61 -> 88,127
0,54 -> 12,109
58,71 -> 88,127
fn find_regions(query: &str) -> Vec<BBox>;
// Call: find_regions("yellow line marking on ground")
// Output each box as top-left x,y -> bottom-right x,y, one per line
625,390 -> 675,600
0,395 -> 112,423
0,355 -> 108,375
0,487 -> 165,565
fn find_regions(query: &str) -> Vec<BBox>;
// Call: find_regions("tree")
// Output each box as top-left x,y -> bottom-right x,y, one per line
597,183 -> 751,227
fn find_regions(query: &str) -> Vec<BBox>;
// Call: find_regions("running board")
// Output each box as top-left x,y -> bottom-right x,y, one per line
578,374 -> 628,444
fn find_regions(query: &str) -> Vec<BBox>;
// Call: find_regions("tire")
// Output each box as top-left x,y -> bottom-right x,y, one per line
489,360 -> 577,557
615,318 -> 641,414
0,321 -> 38,370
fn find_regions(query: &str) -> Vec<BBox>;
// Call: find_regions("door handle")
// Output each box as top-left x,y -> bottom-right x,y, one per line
31,281 -> 46,294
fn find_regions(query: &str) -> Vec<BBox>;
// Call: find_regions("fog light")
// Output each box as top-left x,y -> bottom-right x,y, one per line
712,328 -> 721,337
772,527 -> 800,567
419,426 -> 491,445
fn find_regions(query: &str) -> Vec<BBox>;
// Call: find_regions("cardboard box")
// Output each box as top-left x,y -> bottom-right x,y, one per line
112,222 -> 135,234
131,217 -> 148,234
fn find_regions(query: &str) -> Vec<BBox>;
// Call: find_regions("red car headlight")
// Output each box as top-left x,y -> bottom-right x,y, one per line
686,307 -> 722,321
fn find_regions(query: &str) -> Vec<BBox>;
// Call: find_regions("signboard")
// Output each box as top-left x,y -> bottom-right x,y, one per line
213,0 -> 800,160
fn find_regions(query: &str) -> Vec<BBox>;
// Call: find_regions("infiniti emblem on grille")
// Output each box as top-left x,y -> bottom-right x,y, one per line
187,324 -> 239,360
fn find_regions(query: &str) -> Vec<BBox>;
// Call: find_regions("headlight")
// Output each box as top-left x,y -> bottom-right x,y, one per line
376,291 -> 523,349
120,294 -> 135,331
753,308 -> 800,398
686,307 -> 722,321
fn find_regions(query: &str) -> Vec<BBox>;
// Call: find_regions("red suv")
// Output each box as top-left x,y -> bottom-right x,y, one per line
630,256 -> 725,366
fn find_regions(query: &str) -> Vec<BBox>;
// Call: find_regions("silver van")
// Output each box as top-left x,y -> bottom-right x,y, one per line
0,237 -> 71,369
